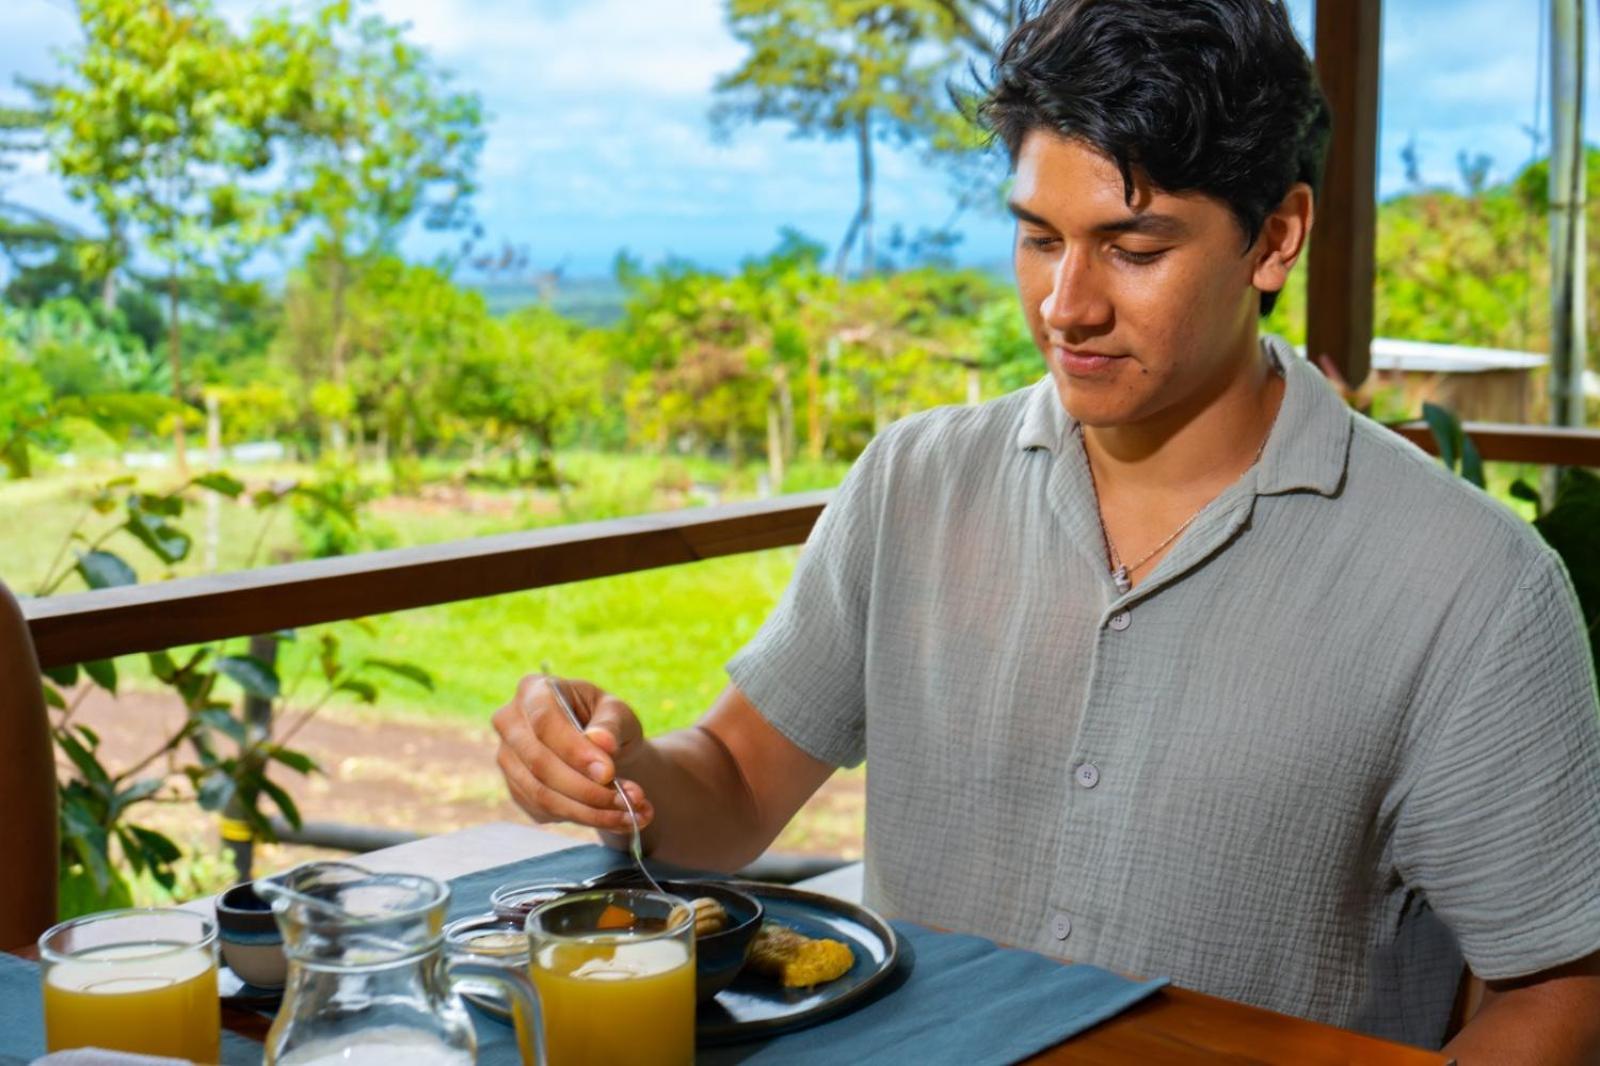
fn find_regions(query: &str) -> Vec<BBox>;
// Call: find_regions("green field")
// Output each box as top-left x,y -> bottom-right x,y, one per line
2,452 -> 849,735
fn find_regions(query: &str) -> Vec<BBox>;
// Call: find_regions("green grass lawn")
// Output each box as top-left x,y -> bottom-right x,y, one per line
2,452 -> 825,735
271,547 -> 801,733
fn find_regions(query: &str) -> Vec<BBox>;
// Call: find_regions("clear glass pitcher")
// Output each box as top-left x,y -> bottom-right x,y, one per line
256,861 -> 543,1065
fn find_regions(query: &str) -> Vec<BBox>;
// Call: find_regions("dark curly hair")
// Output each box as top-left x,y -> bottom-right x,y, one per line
980,0 -> 1331,316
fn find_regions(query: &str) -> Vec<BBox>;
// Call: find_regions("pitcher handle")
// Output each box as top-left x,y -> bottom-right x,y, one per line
449,956 -> 546,1066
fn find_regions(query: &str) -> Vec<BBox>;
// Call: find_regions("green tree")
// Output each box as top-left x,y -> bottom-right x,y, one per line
447,307 -> 608,486
253,0 -> 485,457
45,0 -> 282,476
713,0 -> 963,277
616,235 -> 835,485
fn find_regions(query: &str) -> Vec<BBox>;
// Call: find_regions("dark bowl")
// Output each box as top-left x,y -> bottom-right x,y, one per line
217,880 -> 286,989
581,871 -> 764,1001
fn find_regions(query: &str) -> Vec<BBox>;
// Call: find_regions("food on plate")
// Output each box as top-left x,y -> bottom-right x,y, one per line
746,923 -> 854,987
595,903 -> 637,930
689,896 -> 729,937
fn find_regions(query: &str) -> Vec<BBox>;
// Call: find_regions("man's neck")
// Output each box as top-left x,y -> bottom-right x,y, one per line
1082,335 -> 1284,499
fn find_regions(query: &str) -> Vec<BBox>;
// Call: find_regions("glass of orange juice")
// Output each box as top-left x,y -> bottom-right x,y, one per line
527,888 -> 694,1066
39,908 -> 221,1063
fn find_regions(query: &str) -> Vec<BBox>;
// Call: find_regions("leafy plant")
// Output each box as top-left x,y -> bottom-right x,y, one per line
36,471 -> 433,916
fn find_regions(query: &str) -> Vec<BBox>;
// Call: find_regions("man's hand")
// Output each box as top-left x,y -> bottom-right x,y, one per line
494,678 -> 834,870
492,675 -> 654,833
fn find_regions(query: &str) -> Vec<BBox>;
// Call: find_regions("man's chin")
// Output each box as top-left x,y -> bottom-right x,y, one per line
1050,374 -> 1150,429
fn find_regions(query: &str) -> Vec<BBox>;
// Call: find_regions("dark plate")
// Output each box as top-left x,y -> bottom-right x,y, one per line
693,879 -> 908,1045
463,880 -> 908,1046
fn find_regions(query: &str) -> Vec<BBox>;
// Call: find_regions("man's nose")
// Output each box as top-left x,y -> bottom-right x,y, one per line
1040,249 -> 1111,336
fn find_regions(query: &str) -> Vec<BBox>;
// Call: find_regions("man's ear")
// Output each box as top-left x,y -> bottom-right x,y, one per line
1252,183 -> 1314,299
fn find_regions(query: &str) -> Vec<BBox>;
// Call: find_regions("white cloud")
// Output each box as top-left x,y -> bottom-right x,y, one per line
10,0 -> 1597,273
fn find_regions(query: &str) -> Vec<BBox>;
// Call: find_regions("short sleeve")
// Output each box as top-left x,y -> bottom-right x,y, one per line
725,436 -> 888,768
1394,549 -> 1600,980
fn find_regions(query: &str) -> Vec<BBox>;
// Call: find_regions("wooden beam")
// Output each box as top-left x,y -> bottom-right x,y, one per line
24,492 -> 829,669
1390,421 -> 1600,467
1307,0 -> 1381,388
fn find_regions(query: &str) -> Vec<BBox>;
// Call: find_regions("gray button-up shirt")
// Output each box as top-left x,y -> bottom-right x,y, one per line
727,337 -> 1600,1049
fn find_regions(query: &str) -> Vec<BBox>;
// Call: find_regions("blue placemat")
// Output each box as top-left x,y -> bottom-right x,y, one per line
455,846 -> 1169,1066
0,950 -> 263,1065
2,846 -> 1168,1066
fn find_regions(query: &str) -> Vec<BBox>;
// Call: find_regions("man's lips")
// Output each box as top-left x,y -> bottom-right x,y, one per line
1052,346 -> 1127,374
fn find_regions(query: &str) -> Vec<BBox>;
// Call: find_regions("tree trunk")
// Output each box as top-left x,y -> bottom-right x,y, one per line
833,204 -> 866,279
778,365 -> 796,462
857,113 -> 875,276
168,267 -> 187,478
328,253 -> 350,459
831,113 -> 876,278
967,366 -> 982,406
806,339 -> 827,460
100,263 -> 117,315
204,392 -> 221,573
766,388 -> 786,492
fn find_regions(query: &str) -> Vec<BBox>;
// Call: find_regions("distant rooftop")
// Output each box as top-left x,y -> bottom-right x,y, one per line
1369,338 -> 1548,374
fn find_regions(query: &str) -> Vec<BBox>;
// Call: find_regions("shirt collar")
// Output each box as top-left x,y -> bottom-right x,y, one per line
1014,375 -> 1070,452
1012,334 -> 1352,498
1253,335 -> 1353,497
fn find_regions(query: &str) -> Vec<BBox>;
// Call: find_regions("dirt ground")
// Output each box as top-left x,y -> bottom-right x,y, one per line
66,688 -> 865,882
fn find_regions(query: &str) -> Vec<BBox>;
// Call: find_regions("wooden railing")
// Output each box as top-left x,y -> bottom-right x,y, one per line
21,423 -> 1600,668
24,492 -> 829,669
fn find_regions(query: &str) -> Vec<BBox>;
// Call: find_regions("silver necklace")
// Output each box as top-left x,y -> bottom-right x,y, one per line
1082,394 -> 1279,595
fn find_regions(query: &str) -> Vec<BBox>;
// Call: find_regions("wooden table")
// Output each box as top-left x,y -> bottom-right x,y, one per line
28,821 -> 1452,1065
313,823 -> 1452,1065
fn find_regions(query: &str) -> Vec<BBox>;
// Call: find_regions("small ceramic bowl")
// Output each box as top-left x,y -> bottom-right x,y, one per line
489,880 -> 583,924
580,871 -> 764,1001
446,912 -> 530,965
216,881 -> 287,989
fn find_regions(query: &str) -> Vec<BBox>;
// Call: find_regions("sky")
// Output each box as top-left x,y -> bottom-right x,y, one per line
2,0 -> 1597,277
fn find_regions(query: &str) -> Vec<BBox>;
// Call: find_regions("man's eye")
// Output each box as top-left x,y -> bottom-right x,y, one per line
1020,234 -> 1059,251
1110,246 -> 1166,265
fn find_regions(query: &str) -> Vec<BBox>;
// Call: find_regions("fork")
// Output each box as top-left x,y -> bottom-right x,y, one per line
539,663 -> 666,897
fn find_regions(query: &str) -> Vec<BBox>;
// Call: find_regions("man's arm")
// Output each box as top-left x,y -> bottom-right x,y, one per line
1445,951 -> 1600,1065
494,677 -> 835,872
602,683 -> 836,869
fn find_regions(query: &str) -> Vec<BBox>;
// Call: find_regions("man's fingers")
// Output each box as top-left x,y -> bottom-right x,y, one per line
499,674 -> 648,831
616,779 -> 655,829
587,695 -> 643,751
520,677 -> 617,783
497,743 -> 630,830
533,702 -> 615,784
526,739 -> 624,812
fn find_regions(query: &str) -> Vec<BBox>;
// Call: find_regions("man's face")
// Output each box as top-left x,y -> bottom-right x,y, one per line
1011,131 -> 1265,428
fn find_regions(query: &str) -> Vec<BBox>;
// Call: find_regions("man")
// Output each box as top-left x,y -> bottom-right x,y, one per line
495,1 -> 1600,1058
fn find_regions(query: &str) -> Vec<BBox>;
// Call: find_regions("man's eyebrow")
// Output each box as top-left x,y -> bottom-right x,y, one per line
1092,213 -> 1190,239
1006,200 -> 1190,240
1006,200 -> 1054,228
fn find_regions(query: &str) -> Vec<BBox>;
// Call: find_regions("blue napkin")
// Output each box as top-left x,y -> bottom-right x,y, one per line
0,950 -> 263,1065
454,846 -> 1169,1066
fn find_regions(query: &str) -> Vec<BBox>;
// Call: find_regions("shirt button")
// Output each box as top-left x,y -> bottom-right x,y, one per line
1051,913 -> 1072,940
1108,610 -> 1131,631
1075,762 -> 1100,789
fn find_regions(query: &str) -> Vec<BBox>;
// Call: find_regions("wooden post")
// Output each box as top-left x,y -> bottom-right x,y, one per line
1547,0 -> 1587,429
223,631 -> 279,882
1306,0 -> 1381,389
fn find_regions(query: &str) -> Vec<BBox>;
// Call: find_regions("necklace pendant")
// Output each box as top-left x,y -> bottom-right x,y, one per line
1112,566 -> 1132,594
